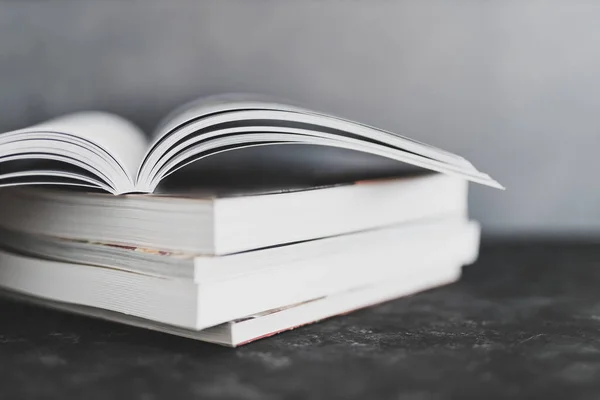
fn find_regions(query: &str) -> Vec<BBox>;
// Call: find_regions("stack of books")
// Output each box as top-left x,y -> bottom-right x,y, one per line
0,95 -> 501,346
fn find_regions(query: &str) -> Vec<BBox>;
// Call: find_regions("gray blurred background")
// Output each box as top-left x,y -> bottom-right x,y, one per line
1,0 -> 599,236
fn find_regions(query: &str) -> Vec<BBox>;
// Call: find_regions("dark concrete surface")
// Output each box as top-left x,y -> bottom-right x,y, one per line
1,241 -> 600,400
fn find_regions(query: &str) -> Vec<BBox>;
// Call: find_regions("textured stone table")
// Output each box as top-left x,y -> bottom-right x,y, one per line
1,241 -> 600,399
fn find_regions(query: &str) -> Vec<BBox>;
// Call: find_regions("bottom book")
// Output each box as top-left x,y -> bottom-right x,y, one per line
0,218 -> 479,331
1,259 -> 462,347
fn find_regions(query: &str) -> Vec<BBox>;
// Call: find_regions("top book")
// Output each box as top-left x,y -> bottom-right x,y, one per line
0,94 -> 502,195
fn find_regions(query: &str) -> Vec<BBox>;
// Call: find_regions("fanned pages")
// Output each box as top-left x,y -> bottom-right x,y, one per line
0,94 -> 503,194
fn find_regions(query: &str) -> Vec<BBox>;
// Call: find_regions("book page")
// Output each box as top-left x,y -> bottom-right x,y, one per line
141,94 -> 502,192
138,107 -> 501,192
2,112 -> 149,193
20,112 -> 148,179
150,93 -> 472,168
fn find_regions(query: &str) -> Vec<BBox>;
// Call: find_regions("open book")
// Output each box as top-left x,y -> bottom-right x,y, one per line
1,94 -> 502,195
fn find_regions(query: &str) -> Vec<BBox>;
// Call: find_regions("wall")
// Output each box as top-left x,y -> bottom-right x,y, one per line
1,0 -> 599,235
